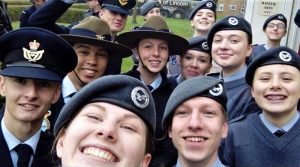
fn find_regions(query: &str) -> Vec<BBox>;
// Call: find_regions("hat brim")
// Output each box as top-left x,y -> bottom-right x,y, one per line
117,31 -> 189,55
103,6 -> 131,15
0,66 -> 63,81
60,35 -> 132,58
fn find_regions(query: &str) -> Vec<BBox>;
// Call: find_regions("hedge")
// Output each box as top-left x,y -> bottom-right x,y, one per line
6,1 -> 88,23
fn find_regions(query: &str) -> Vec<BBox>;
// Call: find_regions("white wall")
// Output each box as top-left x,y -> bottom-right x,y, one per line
244,0 -> 299,52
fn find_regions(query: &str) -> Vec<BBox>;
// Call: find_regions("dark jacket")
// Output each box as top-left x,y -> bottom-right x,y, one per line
124,65 -> 177,167
0,107 -> 55,167
20,5 -> 37,28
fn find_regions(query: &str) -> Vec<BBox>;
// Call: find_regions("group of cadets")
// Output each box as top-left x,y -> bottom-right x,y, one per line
0,0 -> 300,166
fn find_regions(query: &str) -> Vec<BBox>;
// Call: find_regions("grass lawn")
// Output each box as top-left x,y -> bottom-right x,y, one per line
12,16 -> 193,72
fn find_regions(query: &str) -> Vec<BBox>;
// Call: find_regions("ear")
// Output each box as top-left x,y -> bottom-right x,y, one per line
245,44 -> 253,58
56,133 -> 65,158
52,84 -> 61,104
190,20 -> 194,28
141,153 -> 152,167
168,126 -> 172,138
0,76 -> 6,97
221,121 -> 228,139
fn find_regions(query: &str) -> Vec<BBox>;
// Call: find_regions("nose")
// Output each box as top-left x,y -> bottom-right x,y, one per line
152,47 -> 160,57
219,39 -> 228,49
87,54 -> 97,65
96,121 -> 118,142
25,81 -> 38,100
187,112 -> 203,131
191,58 -> 198,67
270,77 -> 281,90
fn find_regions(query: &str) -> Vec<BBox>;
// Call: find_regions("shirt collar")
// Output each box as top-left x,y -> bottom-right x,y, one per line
221,65 -> 247,82
62,75 -> 77,103
260,112 -> 300,133
1,118 -> 41,154
141,74 -> 162,92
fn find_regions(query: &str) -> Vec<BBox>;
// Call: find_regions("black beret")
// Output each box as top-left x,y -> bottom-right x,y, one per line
263,13 -> 287,31
246,46 -> 300,86
140,1 -> 160,16
162,76 -> 227,130
189,0 -> 216,20
187,36 -> 210,54
54,75 -> 156,135
101,0 -> 136,15
207,15 -> 252,48
0,27 -> 77,81
294,9 -> 300,28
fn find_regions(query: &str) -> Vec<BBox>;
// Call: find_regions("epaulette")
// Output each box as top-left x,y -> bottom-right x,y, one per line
206,72 -> 220,77
228,115 -> 247,124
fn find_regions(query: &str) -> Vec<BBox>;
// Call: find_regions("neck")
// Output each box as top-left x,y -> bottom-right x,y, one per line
222,63 -> 245,78
4,111 -> 41,142
193,30 -> 209,37
68,72 -> 85,91
263,107 -> 298,127
266,39 -> 281,48
137,65 -> 158,85
179,153 -> 218,167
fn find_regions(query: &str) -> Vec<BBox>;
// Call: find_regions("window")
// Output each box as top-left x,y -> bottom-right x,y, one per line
217,4 -> 224,11
241,6 -> 245,13
229,5 -> 237,11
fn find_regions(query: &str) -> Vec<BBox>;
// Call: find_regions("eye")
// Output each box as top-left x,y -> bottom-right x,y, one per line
86,114 -> 102,122
183,54 -> 192,60
203,110 -> 216,118
14,78 -> 26,84
175,110 -> 189,117
259,76 -> 270,82
37,80 -> 53,87
120,124 -> 137,132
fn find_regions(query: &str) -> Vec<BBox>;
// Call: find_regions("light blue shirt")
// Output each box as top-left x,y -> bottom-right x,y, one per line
219,65 -> 247,82
260,112 -> 300,133
141,73 -> 162,92
175,157 -> 225,167
1,118 -> 41,167
62,75 -> 77,103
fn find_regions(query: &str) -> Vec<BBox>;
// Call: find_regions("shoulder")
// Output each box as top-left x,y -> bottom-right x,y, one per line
229,114 -> 247,125
206,72 -> 220,78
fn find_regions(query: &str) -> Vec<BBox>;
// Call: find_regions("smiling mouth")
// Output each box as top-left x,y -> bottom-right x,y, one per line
82,147 -> 119,162
265,95 -> 286,101
184,136 -> 207,142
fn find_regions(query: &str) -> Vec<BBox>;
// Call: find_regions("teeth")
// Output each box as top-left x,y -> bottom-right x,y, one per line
186,137 -> 205,142
266,95 -> 285,100
83,147 -> 117,162
21,104 -> 36,108
84,69 -> 96,74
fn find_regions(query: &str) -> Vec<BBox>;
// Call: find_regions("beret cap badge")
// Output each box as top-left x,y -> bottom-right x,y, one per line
279,51 -> 292,62
209,84 -> 223,96
131,86 -> 150,109
206,2 -> 213,7
23,40 -> 44,62
228,17 -> 239,25
202,41 -> 209,50
119,0 -> 128,6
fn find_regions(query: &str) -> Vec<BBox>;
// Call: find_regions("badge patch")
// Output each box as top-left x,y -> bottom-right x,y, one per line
202,41 -> 209,50
278,15 -> 284,19
279,51 -> 292,62
96,35 -> 105,40
23,40 -> 44,62
119,0 -> 128,6
228,17 -> 238,25
131,86 -> 149,109
209,84 -> 223,96
206,2 -> 213,8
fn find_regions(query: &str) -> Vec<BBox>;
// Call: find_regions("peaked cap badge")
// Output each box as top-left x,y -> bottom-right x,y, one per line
23,40 -> 44,62
96,35 -> 105,40
119,0 -> 128,6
